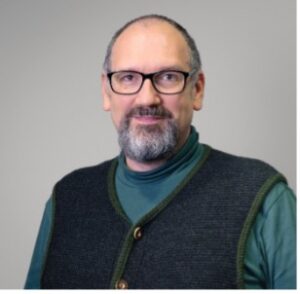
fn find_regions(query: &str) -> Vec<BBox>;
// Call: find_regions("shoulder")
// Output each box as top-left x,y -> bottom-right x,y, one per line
207,146 -> 285,181
209,147 -> 275,170
54,158 -> 117,190
260,182 -> 296,220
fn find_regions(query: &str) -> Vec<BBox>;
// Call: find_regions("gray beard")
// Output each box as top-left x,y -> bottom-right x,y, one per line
118,117 -> 178,163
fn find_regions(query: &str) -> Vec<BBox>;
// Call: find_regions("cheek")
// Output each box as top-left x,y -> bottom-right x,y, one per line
110,100 -> 131,129
110,112 -> 120,129
111,109 -> 123,129
167,99 -> 194,123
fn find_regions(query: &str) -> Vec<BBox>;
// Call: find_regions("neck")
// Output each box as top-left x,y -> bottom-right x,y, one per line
125,157 -> 167,172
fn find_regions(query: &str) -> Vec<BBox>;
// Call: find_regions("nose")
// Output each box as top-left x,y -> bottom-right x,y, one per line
135,78 -> 161,106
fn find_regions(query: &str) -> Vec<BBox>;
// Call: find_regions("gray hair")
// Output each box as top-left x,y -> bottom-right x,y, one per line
103,14 -> 202,74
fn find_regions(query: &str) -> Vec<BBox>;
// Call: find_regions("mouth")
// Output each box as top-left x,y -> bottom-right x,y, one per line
126,106 -> 173,126
132,115 -> 165,125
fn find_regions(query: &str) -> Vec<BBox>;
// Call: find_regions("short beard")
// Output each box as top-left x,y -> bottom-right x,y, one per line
118,106 -> 179,163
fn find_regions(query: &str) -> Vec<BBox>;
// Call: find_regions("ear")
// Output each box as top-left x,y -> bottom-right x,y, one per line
192,72 -> 205,111
101,73 -> 111,111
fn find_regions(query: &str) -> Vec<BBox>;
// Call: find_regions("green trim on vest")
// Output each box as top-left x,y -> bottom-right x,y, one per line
107,158 -> 131,224
236,173 -> 287,288
40,193 -> 57,286
109,226 -> 136,289
108,145 -> 212,288
138,145 -> 211,227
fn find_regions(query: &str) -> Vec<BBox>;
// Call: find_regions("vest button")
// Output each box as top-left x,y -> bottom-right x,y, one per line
133,226 -> 142,240
115,279 -> 128,289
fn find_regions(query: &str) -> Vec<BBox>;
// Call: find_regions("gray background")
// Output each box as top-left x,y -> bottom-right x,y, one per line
0,0 -> 296,289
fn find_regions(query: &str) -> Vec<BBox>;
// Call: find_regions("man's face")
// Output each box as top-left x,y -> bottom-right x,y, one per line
102,20 -> 205,163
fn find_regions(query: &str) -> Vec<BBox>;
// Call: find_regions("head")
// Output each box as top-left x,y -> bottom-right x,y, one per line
101,15 -> 205,167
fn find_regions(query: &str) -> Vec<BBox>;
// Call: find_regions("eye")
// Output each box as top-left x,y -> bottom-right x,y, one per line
163,73 -> 177,80
115,72 -> 139,84
157,71 -> 181,83
122,74 -> 135,82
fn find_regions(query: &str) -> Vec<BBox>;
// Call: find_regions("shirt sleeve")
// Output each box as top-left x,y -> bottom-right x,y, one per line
243,182 -> 296,289
24,197 -> 53,289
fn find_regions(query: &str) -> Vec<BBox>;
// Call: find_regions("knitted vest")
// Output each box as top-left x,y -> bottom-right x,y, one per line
41,146 -> 285,289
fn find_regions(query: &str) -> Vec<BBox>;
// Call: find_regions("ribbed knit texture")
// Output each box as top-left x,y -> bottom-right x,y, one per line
41,147 -> 284,289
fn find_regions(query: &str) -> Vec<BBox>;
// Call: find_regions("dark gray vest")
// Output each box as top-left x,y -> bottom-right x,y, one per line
41,146 -> 285,289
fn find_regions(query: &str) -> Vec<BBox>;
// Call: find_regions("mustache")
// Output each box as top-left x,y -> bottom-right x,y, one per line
126,106 -> 173,119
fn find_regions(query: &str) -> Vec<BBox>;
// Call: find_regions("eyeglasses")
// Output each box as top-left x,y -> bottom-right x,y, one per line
107,70 -> 193,95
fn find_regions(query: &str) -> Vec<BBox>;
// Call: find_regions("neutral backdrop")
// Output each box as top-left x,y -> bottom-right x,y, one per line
0,0 -> 296,288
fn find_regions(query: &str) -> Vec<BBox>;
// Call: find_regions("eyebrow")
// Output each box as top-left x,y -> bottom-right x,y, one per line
111,65 -> 189,73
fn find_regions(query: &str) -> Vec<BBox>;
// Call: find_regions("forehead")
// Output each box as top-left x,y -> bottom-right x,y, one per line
110,20 -> 190,72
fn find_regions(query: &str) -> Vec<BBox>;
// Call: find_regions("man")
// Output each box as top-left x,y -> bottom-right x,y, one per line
25,14 -> 296,289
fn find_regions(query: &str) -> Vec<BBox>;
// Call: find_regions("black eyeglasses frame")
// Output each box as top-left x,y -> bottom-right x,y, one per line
106,70 -> 194,95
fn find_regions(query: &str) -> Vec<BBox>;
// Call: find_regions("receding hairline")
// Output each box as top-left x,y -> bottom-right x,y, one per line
115,15 -> 188,38
103,14 -> 202,73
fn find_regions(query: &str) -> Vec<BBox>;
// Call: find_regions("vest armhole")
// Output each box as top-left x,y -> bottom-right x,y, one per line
40,190 -> 57,288
236,173 -> 287,288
